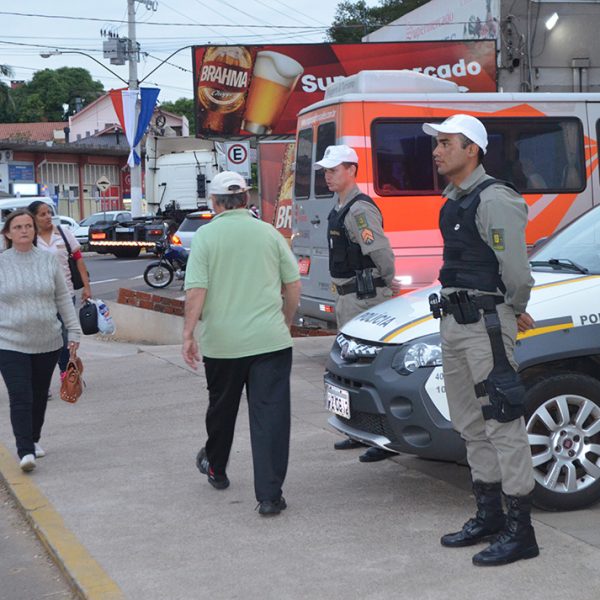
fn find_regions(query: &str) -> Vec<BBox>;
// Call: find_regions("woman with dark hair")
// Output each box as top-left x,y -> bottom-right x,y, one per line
0,209 -> 81,472
28,200 -> 91,380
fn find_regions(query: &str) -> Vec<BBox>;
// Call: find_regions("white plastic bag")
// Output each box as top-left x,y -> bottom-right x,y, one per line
91,298 -> 116,335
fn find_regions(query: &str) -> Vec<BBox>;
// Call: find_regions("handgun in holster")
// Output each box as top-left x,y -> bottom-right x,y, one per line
475,308 -> 526,423
355,268 -> 377,300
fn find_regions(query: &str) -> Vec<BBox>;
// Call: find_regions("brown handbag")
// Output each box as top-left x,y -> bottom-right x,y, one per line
60,350 -> 85,403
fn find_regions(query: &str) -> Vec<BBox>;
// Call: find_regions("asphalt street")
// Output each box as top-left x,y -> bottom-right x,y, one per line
0,481 -> 75,600
83,251 -> 185,303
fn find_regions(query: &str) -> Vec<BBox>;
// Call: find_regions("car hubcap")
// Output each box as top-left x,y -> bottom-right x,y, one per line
526,394 -> 600,494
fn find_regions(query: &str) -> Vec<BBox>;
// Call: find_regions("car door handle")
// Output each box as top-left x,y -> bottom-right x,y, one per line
310,216 -> 321,225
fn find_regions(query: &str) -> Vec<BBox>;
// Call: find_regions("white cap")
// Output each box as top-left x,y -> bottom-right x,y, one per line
313,145 -> 359,170
209,171 -> 249,195
422,114 -> 488,154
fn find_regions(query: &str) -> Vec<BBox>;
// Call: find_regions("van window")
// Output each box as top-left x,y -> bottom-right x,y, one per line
372,118 -> 586,196
372,121 -> 438,195
294,128 -> 313,200
484,118 -> 585,193
314,122 -> 336,197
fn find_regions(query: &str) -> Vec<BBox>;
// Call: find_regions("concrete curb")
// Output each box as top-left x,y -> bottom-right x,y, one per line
0,442 -> 124,600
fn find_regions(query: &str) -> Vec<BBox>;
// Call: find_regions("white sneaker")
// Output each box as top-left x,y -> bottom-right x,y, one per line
20,454 -> 36,472
34,443 -> 46,458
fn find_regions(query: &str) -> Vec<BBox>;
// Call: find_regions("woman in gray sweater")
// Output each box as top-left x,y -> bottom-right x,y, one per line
0,210 -> 81,472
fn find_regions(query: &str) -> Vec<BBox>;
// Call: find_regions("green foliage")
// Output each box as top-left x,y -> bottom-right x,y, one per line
0,67 -> 104,123
159,97 -> 195,136
0,64 -> 15,121
328,0 -> 431,43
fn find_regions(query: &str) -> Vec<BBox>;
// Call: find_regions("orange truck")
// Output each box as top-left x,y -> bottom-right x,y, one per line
291,70 -> 600,328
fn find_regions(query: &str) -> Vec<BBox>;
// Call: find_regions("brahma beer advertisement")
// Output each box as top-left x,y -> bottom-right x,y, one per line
192,41 -> 496,136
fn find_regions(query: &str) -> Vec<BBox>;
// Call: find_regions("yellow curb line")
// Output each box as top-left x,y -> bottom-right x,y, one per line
0,442 -> 124,600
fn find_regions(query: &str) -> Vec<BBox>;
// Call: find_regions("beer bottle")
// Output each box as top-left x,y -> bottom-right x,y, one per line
196,46 -> 255,136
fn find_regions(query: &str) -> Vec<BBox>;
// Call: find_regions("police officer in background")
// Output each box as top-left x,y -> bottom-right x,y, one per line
423,115 -> 539,566
314,144 -> 399,462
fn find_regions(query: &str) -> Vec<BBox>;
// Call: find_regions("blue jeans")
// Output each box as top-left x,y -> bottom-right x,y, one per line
0,348 -> 61,458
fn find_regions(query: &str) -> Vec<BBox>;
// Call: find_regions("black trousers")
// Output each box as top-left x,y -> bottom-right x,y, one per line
203,347 -> 292,502
0,348 -> 61,458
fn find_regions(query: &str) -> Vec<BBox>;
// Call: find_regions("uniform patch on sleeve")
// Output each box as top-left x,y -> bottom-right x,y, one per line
491,228 -> 505,251
361,228 -> 375,245
354,212 -> 369,230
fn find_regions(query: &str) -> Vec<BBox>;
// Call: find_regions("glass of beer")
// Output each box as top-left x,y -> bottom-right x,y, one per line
242,51 -> 304,135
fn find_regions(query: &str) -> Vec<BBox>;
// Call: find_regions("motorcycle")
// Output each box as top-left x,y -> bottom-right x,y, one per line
143,233 -> 189,289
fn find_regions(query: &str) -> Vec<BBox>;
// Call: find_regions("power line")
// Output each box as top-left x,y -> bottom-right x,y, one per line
0,9 -> 329,29
248,0 -> 315,28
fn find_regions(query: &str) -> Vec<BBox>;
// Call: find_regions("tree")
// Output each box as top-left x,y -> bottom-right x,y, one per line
0,67 -> 104,123
159,97 -> 195,136
0,64 -> 15,121
328,0 -> 431,43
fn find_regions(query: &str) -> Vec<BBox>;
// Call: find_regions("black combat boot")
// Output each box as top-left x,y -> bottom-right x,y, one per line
472,493 -> 540,566
441,481 -> 505,547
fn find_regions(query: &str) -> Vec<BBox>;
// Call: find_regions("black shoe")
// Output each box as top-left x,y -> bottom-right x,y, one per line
257,497 -> 287,516
441,481 -> 505,548
358,447 -> 395,462
334,438 -> 364,450
472,494 -> 539,566
196,447 -> 230,490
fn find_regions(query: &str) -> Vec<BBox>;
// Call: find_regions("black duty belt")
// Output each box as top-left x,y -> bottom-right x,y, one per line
335,277 -> 386,296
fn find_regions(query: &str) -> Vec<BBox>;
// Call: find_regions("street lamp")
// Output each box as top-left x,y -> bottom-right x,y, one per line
40,50 -> 129,84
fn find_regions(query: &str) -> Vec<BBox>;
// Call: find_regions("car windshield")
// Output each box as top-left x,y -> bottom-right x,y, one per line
79,213 -> 117,226
530,206 -> 600,274
178,216 -> 213,232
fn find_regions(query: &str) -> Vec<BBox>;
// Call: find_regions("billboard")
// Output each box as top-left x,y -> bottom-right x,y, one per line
363,0 -> 500,43
258,141 -> 295,240
192,41 -> 497,136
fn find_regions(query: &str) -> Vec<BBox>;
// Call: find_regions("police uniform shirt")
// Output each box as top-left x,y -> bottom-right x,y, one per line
442,164 -> 534,314
331,185 -> 395,287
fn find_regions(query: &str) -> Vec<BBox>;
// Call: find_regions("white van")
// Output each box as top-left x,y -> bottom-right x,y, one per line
325,203 -> 600,512
0,196 -> 57,225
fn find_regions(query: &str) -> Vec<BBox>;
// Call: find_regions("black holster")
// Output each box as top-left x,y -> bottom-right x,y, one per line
355,268 -> 376,300
475,309 -> 525,423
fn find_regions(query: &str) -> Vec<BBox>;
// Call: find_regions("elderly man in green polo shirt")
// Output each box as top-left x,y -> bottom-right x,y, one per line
182,170 -> 301,517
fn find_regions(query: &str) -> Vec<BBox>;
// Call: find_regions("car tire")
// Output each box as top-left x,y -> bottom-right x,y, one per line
525,372 -> 600,511
113,248 -> 141,258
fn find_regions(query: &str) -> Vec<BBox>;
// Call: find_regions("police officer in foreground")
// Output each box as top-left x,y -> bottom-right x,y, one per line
314,144 -> 399,463
423,115 -> 538,566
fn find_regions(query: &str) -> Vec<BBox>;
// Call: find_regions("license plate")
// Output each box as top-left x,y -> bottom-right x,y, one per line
115,227 -> 134,233
325,383 -> 350,419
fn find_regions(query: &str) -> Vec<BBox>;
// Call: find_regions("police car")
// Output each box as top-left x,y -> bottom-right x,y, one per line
325,204 -> 600,511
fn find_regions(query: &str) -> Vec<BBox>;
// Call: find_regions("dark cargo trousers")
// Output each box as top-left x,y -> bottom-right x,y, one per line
202,347 -> 292,502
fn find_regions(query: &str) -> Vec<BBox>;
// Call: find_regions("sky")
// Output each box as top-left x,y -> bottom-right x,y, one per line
0,0 -> 379,104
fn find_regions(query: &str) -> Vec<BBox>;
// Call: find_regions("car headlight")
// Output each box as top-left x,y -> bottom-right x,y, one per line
392,334 -> 442,375
336,334 -> 382,362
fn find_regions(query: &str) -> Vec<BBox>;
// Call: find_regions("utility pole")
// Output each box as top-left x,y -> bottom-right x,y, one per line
127,0 -> 142,218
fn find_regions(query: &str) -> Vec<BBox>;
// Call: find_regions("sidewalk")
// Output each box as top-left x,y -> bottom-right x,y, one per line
1,336 -> 600,600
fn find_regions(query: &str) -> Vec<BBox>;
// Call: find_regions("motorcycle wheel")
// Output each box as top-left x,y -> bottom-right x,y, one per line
144,261 -> 174,288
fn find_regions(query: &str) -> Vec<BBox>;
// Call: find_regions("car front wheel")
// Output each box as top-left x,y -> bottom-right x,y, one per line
525,372 -> 600,511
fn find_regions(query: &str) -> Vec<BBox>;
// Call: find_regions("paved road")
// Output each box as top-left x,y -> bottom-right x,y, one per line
83,251 -> 185,302
0,481 -> 75,600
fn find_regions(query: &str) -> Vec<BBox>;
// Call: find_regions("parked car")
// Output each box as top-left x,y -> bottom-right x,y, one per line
171,209 -> 214,250
325,204 -> 600,512
74,210 -> 132,248
57,215 -> 78,230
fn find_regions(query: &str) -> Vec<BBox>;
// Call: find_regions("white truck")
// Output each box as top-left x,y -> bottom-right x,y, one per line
89,138 -> 220,258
